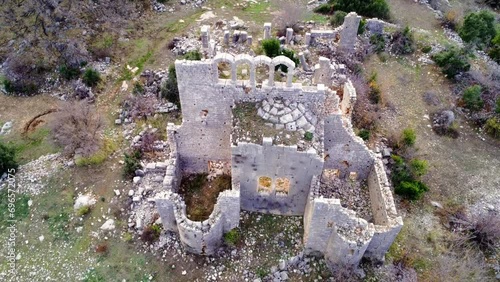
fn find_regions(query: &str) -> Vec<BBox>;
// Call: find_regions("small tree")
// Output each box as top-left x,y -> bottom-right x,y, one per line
0,142 -> 18,175
161,64 -> 180,107
462,85 -> 483,111
82,68 -> 101,87
485,117 -> 500,139
459,11 -> 496,50
51,101 -> 103,157
432,47 -> 470,79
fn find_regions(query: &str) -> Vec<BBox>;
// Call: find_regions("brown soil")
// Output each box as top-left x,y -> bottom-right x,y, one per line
178,173 -> 232,221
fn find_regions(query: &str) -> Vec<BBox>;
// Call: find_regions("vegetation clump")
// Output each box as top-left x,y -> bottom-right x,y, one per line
183,50 -> 202,60
391,155 -> 429,200
370,34 -> 386,54
432,47 -> 470,79
330,11 -> 347,27
485,117 -> 500,139
224,228 -> 241,247
82,68 -> 101,87
161,65 -> 180,107
462,85 -> 483,111
459,11 -> 496,50
314,0 -> 390,20
401,128 -> 416,147
304,131 -> 314,141
123,150 -> 142,178
390,26 -> 415,55
0,142 -> 18,175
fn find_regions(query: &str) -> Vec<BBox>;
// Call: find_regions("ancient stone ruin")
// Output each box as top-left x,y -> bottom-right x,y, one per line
153,13 -> 402,271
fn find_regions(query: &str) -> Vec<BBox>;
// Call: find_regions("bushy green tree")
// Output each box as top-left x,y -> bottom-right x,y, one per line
459,11 -> 496,49
432,47 -> 470,79
0,142 -> 18,175
462,85 -> 483,111
261,39 -> 281,58
183,50 -> 202,60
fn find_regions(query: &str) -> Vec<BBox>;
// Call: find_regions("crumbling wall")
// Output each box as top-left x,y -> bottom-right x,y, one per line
323,114 -> 375,179
303,178 -> 375,268
232,138 -> 323,215
365,159 -> 403,261
163,123 -> 182,192
155,183 -> 240,255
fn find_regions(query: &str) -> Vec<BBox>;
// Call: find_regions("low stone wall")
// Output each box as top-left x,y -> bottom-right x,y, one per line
232,139 -> 324,215
303,175 -> 375,268
155,183 -> 240,255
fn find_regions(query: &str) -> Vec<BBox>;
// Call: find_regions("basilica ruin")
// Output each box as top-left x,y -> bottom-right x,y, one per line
151,13 -> 402,271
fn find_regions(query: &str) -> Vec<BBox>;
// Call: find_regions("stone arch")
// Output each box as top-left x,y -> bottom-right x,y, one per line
254,55 -> 273,87
234,54 -> 255,87
271,55 -> 295,87
213,53 -> 236,83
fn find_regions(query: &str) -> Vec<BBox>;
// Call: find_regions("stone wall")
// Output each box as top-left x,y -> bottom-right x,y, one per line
323,114 -> 375,179
155,184 -> 240,255
339,12 -> 361,52
364,159 -> 403,262
232,138 -> 323,215
174,54 -> 325,172
303,175 -> 375,268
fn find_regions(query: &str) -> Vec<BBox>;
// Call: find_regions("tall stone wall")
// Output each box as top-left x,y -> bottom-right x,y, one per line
232,139 -> 323,215
365,159 -> 403,261
323,114 -> 375,179
174,54 -> 326,172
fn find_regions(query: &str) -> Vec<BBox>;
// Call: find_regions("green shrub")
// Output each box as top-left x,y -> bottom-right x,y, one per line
314,3 -> 334,15
370,34 -> 386,54
59,65 -> 81,80
3,79 -> 39,96
368,72 -> 382,104
458,10 -> 496,50
279,49 -> 299,73
402,128 -> 416,146
161,64 -> 180,107
223,228 -> 241,247
82,68 -> 101,87
485,117 -> 500,139
123,150 -> 142,178
358,19 -> 367,35
421,46 -> 432,53
262,38 -> 281,58
395,180 -> 429,200
141,224 -> 161,242
391,154 -> 429,200
432,47 -> 470,79
0,142 -> 18,175
462,85 -> 483,111
304,131 -> 314,141
328,0 -> 390,20
390,26 -> 415,55
409,159 -> 428,178
184,50 -> 202,60
488,34 -> 500,63
357,129 -> 370,140
123,232 -> 133,242
496,98 -> 500,114
330,11 -> 347,27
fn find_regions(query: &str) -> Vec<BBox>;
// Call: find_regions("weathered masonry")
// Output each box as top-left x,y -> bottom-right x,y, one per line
154,13 -> 402,271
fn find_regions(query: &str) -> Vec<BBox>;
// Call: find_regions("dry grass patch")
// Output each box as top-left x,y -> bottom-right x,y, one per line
179,174 -> 232,221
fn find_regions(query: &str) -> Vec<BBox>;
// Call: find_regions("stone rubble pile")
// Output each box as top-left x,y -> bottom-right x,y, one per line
319,172 -> 373,222
0,121 -> 13,135
0,153 -> 66,195
152,0 -> 167,12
